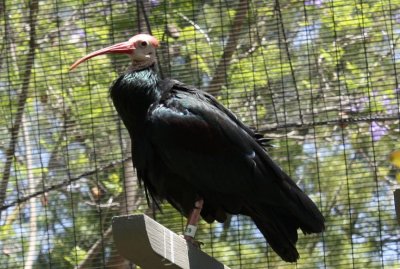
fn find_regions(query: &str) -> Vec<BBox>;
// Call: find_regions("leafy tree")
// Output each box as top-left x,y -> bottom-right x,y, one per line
1,0 -> 400,268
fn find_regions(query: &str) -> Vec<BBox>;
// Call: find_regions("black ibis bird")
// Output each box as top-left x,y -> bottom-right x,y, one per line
70,33 -> 324,262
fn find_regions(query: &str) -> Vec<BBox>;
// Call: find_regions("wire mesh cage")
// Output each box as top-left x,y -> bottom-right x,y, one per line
1,0 -> 400,268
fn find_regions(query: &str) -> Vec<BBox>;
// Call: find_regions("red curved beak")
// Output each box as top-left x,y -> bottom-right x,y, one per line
69,41 -> 134,71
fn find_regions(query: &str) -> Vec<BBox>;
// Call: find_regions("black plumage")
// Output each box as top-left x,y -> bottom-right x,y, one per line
109,65 -> 324,262
70,34 -> 325,262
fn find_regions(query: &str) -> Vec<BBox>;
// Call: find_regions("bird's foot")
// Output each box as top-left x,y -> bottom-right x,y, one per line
183,234 -> 203,249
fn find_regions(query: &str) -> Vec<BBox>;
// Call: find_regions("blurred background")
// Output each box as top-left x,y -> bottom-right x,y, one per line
1,0 -> 400,268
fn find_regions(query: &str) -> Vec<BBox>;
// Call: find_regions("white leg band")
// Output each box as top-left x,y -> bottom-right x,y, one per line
184,224 -> 197,237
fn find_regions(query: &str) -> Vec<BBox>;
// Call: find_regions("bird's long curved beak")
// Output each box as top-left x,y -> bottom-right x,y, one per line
69,42 -> 133,71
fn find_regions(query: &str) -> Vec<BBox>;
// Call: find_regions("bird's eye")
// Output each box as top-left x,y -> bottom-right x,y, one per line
138,41 -> 148,48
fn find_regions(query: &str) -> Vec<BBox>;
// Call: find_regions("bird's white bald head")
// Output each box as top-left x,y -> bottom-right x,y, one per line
128,35 -> 158,70
70,33 -> 159,71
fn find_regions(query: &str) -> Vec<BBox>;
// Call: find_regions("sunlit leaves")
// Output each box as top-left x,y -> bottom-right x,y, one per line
64,246 -> 87,266
2,0 -> 400,268
104,172 -> 123,195
389,150 -> 400,169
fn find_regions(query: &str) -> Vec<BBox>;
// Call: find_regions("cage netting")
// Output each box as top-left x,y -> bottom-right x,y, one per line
1,0 -> 400,268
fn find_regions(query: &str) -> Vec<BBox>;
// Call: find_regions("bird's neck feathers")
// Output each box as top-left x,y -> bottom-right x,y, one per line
123,65 -> 160,96
110,65 -> 161,132
127,58 -> 157,72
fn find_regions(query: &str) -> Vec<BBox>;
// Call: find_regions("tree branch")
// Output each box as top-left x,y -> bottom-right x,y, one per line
0,0 -> 39,217
0,157 -> 131,212
207,0 -> 249,95
74,226 -> 113,269
258,114 -> 399,133
177,12 -> 211,44
22,114 -> 38,269
73,141 -> 142,269
104,140 -> 141,269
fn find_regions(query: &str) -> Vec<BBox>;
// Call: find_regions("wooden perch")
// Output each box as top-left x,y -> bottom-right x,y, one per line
112,214 -> 231,269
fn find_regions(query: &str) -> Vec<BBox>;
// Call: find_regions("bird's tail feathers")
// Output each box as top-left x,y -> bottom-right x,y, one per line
255,147 -> 325,233
251,209 -> 300,262
249,190 -> 324,263
285,184 -> 325,234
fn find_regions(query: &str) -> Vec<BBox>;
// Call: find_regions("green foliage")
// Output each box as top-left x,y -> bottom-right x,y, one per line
1,0 -> 399,268
64,246 -> 87,266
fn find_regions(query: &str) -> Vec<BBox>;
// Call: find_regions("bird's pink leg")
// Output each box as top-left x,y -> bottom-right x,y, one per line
184,198 -> 204,245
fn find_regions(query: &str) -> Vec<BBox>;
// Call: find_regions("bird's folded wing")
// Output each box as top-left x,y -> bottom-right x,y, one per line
147,81 -> 296,203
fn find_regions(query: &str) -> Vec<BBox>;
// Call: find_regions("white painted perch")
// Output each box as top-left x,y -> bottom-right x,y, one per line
112,214 -> 231,269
